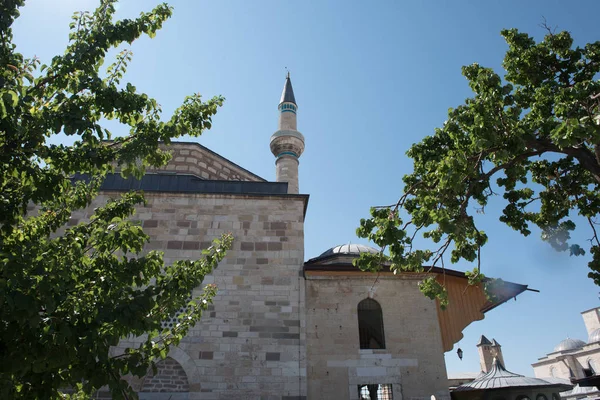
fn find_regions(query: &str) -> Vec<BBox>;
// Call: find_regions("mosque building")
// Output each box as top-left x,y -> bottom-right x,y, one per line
532,306 -> 600,399
79,75 -> 533,399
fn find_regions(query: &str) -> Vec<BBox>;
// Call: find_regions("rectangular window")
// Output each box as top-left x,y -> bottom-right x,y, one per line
357,384 -> 393,400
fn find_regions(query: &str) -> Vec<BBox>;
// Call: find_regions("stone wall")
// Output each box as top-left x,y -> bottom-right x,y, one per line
78,190 -> 309,400
304,274 -> 450,400
582,307 -> 600,336
143,142 -> 266,182
532,343 -> 600,380
141,357 -> 190,392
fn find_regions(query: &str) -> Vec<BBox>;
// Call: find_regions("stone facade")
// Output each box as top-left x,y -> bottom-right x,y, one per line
80,188 -> 309,400
532,307 -> 600,399
532,307 -> 600,382
532,346 -> 600,381
305,274 -> 449,400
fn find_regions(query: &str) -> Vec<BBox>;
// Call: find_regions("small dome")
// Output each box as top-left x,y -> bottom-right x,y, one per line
318,244 -> 379,258
554,338 -> 586,352
589,328 -> 600,344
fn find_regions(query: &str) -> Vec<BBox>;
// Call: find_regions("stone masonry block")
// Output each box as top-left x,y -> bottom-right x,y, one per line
240,242 -> 254,251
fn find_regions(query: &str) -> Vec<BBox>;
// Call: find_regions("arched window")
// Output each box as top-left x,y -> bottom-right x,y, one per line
551,394 -> 560,400
536,395 -> 548,400
549,366 -> 555,377
515,396 -> 531,400
358,298 -> 385,349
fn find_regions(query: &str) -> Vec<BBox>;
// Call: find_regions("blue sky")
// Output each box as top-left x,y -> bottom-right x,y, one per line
12,0 -> 600,377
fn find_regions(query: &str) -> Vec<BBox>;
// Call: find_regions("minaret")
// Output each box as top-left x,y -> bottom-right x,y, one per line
270,73 -> 305,194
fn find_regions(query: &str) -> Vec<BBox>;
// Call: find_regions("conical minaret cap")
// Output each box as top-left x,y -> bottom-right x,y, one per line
279,72 -> 296,105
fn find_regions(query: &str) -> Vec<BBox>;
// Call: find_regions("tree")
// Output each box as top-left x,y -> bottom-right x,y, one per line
356,27 -> 600,307
0,1 -> 232,398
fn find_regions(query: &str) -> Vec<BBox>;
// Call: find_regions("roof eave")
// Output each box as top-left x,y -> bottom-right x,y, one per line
302,261 -> 530,313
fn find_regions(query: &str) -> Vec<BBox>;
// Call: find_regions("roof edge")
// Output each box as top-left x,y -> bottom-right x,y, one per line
162,141 -> 267,182
580,306 -> 600,315
105,140 -> 268,182
302,262 -> 529,313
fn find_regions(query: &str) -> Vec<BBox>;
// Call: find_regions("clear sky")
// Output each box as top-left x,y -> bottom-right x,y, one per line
11,0 -> 600,377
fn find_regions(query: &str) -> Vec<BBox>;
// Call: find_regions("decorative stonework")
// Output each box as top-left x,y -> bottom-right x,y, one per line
161,297 -> 191,330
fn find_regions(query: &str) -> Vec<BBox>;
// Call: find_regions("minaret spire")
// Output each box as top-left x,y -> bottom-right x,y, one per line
270,73 -> 305,194
280,72 -> 296,106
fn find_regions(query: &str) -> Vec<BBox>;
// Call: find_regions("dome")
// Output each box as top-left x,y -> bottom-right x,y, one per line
589,328 -> 600,344
554,338 -> 586,352
454,358 -> 571,391
318,244 -> 379,258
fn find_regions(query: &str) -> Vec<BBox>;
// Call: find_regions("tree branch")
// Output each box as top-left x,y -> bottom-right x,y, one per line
526,138 -> 600,184
459,149 -> 545,217
588,217 -> 600,248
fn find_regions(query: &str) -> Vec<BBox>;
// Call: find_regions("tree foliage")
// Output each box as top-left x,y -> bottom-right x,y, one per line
356,27 -> 600,307
0,1 -> 232,398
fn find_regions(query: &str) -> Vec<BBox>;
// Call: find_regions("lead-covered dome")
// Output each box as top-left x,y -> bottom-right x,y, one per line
318,244 -> 379,258
589,328 -> 600,344
554,338 -> 586,352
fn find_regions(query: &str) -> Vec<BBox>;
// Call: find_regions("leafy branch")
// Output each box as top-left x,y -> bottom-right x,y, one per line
0,1 -> 233,398
357,26 -> 600,306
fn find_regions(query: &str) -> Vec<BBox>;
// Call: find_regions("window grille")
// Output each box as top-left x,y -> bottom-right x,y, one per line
161,297 -> 191,330
358,298 -> 385,349
357,384 -> 393,400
